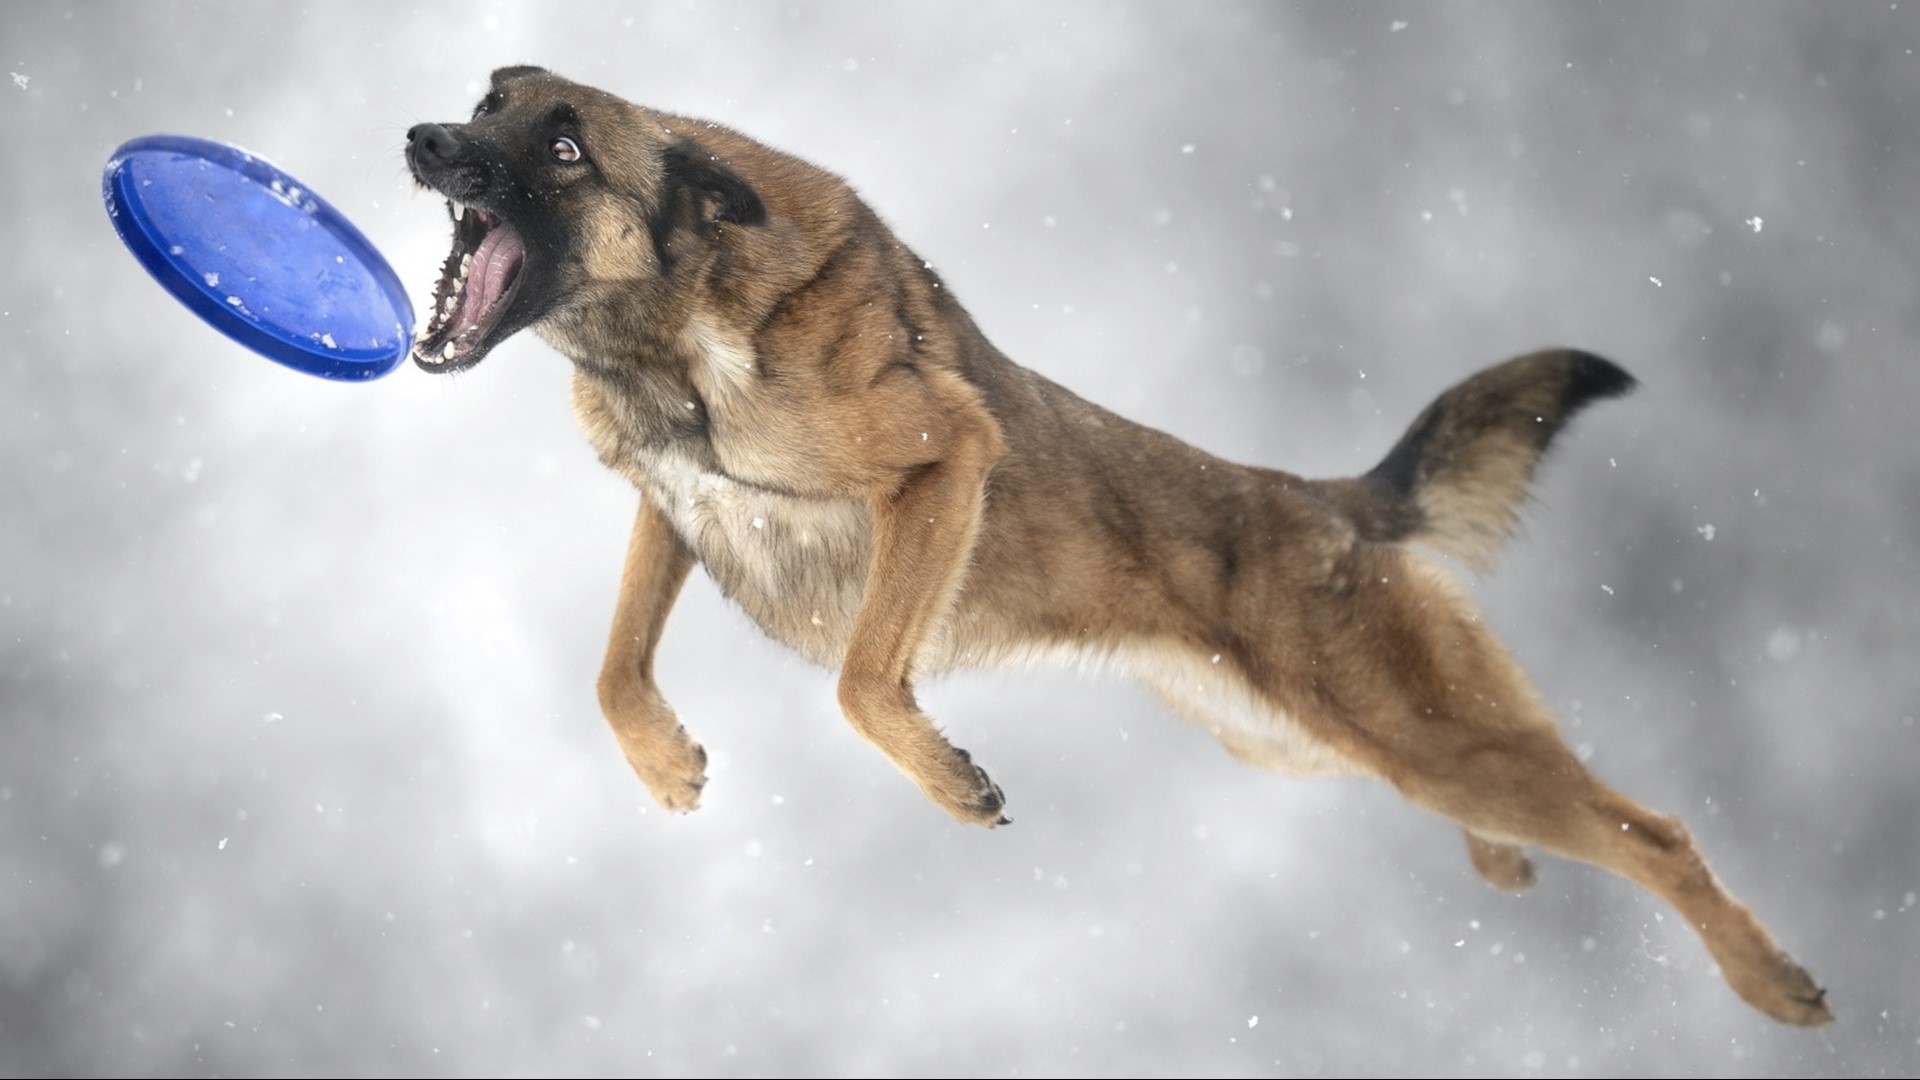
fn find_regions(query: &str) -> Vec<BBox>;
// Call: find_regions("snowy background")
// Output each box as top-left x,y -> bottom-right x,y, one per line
4,2 -> 1917,1075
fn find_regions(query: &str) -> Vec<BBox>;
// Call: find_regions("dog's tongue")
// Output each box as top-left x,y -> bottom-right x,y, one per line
458,222 -> 525,330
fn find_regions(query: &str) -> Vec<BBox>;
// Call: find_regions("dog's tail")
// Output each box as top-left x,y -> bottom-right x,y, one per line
1310,349 -> 1636,570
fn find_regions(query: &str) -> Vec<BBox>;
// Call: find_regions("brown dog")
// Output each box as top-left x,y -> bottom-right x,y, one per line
404,66 -> 1830,1025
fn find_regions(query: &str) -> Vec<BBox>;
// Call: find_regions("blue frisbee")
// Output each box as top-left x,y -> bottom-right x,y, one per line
103,135 -> 414,381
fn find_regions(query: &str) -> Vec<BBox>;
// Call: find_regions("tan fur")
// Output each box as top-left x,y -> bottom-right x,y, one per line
409,68 -> 1831,1026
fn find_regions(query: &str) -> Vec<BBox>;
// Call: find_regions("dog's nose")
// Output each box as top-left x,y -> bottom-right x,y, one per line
406,123 -> 458,169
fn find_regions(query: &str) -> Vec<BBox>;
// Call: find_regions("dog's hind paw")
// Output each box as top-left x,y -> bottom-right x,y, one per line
1464,833 -> 1536,893
1729,948 -> 1834,1027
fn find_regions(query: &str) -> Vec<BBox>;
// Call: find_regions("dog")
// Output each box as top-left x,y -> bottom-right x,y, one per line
404,66 -> 1830,1026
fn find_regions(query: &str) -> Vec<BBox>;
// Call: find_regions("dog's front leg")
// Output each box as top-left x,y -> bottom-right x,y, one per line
598,496 -> 705,812
838,428 -> 1007,827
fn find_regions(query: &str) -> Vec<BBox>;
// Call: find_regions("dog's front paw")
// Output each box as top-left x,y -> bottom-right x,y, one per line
604,688 -> 709,814
628,724 -> 708,813
928,746 -> 1009,828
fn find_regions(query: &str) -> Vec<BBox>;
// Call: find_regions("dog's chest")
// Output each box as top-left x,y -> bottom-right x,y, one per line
574,377 -> 874,664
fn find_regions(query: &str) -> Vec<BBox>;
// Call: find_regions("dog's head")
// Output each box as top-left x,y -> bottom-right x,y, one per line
405,66 -> 767,374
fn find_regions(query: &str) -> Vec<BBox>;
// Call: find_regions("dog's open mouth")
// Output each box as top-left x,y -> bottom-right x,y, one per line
412,201 -> 525,371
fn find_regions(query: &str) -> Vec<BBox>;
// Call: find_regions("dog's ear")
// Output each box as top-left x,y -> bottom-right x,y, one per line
491,65 -> 549,86
649,139 -> 767,274
663,139 -> 766,228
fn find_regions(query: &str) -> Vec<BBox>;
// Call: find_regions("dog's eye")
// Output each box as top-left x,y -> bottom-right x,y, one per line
550,136 -> 582,163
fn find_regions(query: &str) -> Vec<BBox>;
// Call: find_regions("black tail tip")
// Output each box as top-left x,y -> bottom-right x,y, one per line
1562,350 -> 1638,414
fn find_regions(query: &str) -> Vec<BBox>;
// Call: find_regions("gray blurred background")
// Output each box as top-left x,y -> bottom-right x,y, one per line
4,2 -> 1915,1075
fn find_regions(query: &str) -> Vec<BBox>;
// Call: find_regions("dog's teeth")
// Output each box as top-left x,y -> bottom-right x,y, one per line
449,199 -> 465,221
460,253 -> 472,271
442,341 -> 457,360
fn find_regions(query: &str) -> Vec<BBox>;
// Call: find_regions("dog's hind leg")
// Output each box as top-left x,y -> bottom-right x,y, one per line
1423,737 -> 1832,1026
1332,553 -> 1831,1025
598,497 -> 707,813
